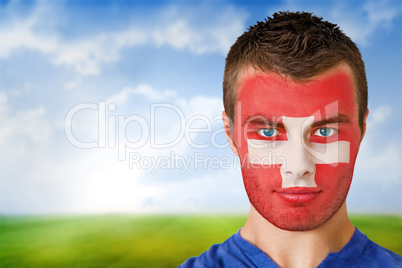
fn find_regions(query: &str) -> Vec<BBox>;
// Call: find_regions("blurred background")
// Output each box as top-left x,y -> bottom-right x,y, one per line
0,0 -> 401,266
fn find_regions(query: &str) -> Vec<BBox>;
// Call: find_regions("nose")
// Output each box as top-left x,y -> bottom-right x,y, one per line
280,142 -> 317,188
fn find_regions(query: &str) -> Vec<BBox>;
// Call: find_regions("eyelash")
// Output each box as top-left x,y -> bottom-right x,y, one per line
312,127 -> 337,137
256,127 -> 337,138
257,128 -> 280,137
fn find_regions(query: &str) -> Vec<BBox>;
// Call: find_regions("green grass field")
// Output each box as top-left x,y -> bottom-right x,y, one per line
0,215 -> 401,267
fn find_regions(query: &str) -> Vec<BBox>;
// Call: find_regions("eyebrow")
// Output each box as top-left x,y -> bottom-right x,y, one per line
242,114 -> 351,128
311,114 -> 351,128
243,116 -> 285,128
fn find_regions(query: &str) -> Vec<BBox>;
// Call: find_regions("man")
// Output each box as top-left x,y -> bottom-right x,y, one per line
179,12 -> 402,267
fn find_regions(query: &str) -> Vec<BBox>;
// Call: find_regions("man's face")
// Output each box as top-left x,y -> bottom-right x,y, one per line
232,65 -> 363,231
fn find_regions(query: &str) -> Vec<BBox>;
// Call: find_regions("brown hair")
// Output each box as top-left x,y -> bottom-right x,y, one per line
223,11 -> 367,132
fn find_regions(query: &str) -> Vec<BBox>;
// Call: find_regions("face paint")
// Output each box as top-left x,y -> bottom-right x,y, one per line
234,65 -> 362,231
248,115 -> 351,188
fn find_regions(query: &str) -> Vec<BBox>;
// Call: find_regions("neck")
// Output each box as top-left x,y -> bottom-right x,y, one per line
240,202 -> 355,268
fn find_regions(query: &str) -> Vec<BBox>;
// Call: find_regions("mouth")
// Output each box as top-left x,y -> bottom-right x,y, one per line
275,187 -> 321,203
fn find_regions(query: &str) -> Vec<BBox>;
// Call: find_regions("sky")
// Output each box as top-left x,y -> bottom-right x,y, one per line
0,0 -> 401,215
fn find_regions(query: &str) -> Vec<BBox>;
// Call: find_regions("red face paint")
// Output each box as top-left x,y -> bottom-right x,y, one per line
234,65 -> 362,231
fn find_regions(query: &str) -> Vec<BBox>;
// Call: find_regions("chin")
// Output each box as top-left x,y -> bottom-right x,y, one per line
254,197 -> 346,232
268,214 -> 330,231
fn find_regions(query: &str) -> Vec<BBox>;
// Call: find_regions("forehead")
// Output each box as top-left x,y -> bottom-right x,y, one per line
236,65 -> 357,118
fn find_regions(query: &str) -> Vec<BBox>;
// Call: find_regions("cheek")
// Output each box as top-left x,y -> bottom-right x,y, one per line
242,166 -> 282,188
240,166 -> 282,207
232,123 -> 248,164
315,164 -> 354,193
312,164 -> 355,215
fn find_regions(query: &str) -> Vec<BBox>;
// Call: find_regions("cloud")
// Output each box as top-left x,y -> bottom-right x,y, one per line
270,0 -> 400,45
0,81 -> 229,213
0,1 -> 246,75
107,85 -> 177,104
57,148 -> 160,214
0,11 -> 147,75
336,0 -> 399,45
51,29 -> 147,75
370,105 -> 391,124
0,92 -> 52,146
104,84 -> 224,157
0,82 -> 230,214
355,105 -> 401,183
152,7 -> 245,55
139,170 -> 248,213
0,21 -> 58,58
153,21 -> 202,52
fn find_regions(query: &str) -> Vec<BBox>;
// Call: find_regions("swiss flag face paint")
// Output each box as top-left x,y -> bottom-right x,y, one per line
233,65 -> 362,231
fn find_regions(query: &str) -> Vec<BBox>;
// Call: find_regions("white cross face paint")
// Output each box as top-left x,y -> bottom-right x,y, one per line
247,116 -> 350,188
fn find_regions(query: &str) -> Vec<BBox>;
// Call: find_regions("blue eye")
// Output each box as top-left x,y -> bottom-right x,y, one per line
258,128 -> 278,137
314,127 -> 336,137
319,128 -> 330,136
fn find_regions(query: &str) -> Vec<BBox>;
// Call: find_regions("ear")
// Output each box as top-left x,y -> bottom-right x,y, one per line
360,109 -> 369,143
222,111 -> 239,156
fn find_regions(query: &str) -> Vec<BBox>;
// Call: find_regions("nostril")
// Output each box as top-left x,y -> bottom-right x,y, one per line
282,163 -> 316,178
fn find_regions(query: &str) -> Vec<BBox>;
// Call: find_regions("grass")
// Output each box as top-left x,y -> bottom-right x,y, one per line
350,215 -> 402,255
0,214 -> 400,267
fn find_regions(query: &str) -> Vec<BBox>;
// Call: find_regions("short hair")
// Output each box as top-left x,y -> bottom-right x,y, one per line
223,11 -> 368,133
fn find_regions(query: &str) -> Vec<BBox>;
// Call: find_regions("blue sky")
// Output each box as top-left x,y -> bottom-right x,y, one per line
0,0 -> 401,214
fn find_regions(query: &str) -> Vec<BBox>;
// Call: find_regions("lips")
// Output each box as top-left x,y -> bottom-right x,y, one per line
275,187 -> 321,203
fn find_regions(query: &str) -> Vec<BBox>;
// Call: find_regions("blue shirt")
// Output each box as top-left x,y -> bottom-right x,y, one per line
179,228 -> 402,267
